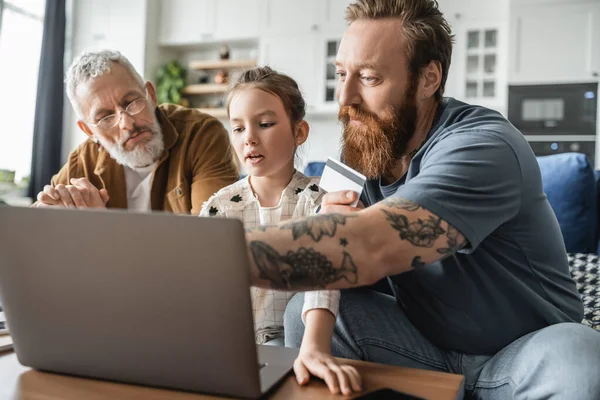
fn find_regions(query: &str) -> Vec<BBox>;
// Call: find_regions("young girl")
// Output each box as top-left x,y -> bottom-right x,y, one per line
200,67 -> 361,395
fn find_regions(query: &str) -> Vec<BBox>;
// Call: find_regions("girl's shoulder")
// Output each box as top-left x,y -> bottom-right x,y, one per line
200,178 -> 252,217
289,172 -> 325,216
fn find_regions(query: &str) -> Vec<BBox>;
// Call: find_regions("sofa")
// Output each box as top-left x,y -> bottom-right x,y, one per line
304,153 -> 600,331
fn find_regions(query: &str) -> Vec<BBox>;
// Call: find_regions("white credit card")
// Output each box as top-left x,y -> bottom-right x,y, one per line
319,157 -> 367,207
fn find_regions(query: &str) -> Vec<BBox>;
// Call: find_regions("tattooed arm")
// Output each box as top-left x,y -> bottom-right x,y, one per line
246,195 -> 467,291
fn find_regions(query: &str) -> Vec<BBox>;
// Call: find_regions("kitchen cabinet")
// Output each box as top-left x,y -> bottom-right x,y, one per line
509,2 -> 600,84
261,0 -> 351,37
158,0 -> 260,45
323,0 -> 352,35
158,0 -> 215,45
71,0 -> 147,73
447,20 -> 509,114
214,0 -> 260,41
260,0 -> 324,36
260,35 -> 319,110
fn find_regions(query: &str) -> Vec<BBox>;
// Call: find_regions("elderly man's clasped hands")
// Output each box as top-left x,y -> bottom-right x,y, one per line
36,177 -> 109,209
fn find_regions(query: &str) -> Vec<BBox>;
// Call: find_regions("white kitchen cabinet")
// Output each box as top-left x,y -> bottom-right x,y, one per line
447,20 -> 509,115
260,35 -> 319,110
260,0 -> 351,37
261,0 -> 324,36
71,0 -> 147,73
214,0 -> 259,40
323,0 -> 352,35
509,2 -> 600,84
158,0 -> 215,45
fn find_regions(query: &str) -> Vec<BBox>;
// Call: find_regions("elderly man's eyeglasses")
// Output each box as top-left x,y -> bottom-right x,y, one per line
86,97 -> 148,130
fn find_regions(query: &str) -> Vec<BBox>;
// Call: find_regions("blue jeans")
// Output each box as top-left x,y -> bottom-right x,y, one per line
284,289 -> 600,399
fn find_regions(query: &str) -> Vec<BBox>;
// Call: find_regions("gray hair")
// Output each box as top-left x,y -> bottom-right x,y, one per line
65,50 -> 145,118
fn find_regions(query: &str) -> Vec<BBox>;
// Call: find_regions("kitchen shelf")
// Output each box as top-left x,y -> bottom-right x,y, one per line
198,108 -> 228,118
183,84 -> 229,95
189,59 -> 257,70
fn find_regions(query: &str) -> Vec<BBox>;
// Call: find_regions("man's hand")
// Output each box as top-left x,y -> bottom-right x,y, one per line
294,348 -> 362,395
36,178 -> 109,209
320,191 -> 364,214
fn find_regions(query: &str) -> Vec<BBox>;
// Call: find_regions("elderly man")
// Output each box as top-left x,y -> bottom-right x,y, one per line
35,50 -> 238,214
243,0 -> 600,399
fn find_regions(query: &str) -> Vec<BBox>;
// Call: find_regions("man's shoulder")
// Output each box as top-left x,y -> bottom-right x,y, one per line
159,103 -> 228,146
159,103 -> 221,127
66,139 -> 103,166
436,98 -> 513,133
430,98 -> 525,149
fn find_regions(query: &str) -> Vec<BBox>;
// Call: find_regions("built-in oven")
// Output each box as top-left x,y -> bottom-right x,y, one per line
508,83 -> 598,165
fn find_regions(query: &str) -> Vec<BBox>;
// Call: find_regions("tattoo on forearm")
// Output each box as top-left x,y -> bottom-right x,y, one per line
411,256 -> 425,268
249,241 -> 358,290
383,210 -> 446,247
382,197 -> 421,212
280,213 -> 356,242
436,225 -> 466,255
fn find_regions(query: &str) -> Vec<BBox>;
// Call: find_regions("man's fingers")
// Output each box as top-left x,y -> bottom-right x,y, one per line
70,177 -> 95,191
54,184 -> 75,208
66,185 -> 87,208
99,189 -> 110,204
35,202 -> 61,209
320,204 -> 361,214
43,185 -> 59,200
37,191 -> 59,205
71,178 -> 108,208
293,358 -> 310,385
322,190 -> 358,206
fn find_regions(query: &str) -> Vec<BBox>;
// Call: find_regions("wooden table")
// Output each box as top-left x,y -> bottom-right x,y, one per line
0,349 -> 464,399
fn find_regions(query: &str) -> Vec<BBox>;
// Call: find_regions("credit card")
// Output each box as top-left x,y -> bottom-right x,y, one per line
319,157 -> 367,207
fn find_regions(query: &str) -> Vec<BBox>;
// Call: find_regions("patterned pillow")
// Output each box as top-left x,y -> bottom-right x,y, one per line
568,253 -> 600,331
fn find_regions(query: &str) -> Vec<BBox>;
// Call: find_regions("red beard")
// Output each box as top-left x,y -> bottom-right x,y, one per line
339,91 -> 417,179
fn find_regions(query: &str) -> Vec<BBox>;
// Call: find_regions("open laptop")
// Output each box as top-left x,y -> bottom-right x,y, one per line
0,206 -> 298,398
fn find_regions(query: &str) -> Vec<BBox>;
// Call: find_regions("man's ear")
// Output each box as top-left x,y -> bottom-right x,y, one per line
77,120 -> 95,141
145,81 -> 158,107
420,60 -> 442,99
294,120 -> 310,146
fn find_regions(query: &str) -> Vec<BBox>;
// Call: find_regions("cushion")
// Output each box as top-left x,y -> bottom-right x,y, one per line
594,170 -> 600,254
304,161 -> 326,177
537,153 -> 597,254
568,253 -> 600,331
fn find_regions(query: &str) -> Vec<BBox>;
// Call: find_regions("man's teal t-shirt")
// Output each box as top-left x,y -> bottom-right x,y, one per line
362,98 -> 584,355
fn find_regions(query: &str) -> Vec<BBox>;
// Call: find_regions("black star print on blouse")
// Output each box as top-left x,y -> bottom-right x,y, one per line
230,194 -> 243,203
209,206 -> 219,216
295,187 -> 304,195
309,184 -> 319,192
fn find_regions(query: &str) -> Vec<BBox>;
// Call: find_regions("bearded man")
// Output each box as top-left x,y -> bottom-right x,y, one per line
34,50 -> 238,214
241,1 -> 600,399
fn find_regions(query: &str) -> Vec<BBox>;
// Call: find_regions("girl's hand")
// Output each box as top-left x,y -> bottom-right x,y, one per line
293,348 -> 362,395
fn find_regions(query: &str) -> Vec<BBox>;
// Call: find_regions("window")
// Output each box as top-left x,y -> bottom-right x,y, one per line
0,0 -> 45,201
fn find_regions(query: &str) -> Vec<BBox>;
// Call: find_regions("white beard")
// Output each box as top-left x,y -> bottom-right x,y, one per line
98,127 -> 164,169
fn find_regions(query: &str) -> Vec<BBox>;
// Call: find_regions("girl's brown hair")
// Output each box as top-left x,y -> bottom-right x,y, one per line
226,66 -> 306,127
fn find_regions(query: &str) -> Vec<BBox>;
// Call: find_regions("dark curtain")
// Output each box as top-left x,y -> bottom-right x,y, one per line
27,0 -> 66,199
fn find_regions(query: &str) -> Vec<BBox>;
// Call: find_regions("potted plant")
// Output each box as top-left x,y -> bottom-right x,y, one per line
156,60 -> 187,105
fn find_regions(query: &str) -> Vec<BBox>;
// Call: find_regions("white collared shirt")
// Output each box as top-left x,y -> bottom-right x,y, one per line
200,170 -> 340,344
